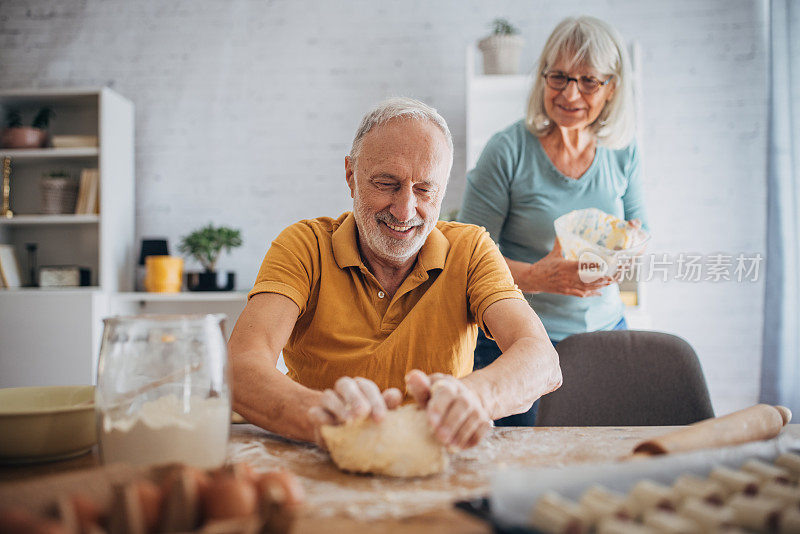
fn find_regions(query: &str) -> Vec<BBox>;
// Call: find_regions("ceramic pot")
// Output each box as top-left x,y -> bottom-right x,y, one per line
477,34 -> 525,75
187,271 -> 235,292
1,127 -> 47,149
144,255 -> 183,293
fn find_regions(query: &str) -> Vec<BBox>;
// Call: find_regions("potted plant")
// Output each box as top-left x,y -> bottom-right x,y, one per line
178,224 -> 243,291
1,107 -> 54,148
477,18 -> 525,75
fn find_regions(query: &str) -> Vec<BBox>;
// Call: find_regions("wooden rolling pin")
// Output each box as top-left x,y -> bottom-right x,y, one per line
632,404 -> 792,456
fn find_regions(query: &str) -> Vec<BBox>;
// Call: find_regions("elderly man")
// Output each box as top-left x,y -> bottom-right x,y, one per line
229,97 -> 561,450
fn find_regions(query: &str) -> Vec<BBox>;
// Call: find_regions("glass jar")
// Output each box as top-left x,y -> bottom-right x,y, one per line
95,314 -> 230,468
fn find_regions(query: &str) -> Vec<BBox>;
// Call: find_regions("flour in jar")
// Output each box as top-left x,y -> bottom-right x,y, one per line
99,395 -> 230,468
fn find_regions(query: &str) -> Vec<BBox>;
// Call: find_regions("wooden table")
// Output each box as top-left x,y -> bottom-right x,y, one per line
2,425 -> 796,533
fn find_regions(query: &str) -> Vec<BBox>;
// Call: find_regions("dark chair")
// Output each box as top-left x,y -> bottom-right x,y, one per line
535,330 -> 714,426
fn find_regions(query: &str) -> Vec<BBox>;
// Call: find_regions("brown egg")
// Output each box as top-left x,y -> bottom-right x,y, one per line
201,474 -> 258,521
255,472 -> 304,534
209,462 -> 258,486
0,508 -> 68,534
192,467 -> 212,495
232,462 -> 258,486
30,519 -> 68,534
161,465 -> 210,495
0,507 -> 40,533
134,479 -> 163,532
256,471 -> 305,507
159,465 -> 208,532
70,494 -> 103,531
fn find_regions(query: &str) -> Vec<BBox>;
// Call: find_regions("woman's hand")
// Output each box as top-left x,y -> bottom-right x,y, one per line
523,239 -> 614,297
307,376 -> 403,449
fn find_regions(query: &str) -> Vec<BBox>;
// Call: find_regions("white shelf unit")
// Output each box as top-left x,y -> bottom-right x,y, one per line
0,87 -> 134,291
0,147 -> 99,159
108,293 -> 248,344
0,87 -> 134,387
0,214 -> 100,226
115,291 -> 248,303
466,47 -> 533,171
0,286 -> 101,294
465,45 -> 650,328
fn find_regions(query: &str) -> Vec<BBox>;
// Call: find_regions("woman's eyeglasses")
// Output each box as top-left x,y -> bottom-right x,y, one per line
542,71 -> 613,95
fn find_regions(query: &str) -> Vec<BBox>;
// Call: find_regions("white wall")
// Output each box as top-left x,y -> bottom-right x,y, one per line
0,0 -> 767,415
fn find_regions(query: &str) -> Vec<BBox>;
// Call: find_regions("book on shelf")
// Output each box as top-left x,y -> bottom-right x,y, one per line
74,168 -> 99,215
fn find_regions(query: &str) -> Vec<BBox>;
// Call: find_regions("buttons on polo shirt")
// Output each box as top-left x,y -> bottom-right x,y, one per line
377,291 -> 385,299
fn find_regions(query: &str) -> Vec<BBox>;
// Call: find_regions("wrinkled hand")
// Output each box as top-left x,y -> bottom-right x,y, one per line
528,238 -> 613,297
307,376 -> 402,449
627,218 -> 642,230
405,370 -> 492,450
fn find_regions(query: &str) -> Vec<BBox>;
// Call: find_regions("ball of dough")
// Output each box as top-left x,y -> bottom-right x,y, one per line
320,404 -> 449,477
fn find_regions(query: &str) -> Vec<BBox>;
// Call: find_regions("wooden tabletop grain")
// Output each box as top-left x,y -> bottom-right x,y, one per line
5,425 -> 796,533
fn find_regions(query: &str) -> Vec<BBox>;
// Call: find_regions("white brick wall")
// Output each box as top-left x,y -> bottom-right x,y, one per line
0,0 -> 767,415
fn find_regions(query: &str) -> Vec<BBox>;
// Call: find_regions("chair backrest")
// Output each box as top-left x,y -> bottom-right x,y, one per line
535,330 -> 714,426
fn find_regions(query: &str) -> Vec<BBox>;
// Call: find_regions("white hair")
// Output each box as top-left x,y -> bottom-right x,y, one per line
349,97 -> 454,170
526,16 -> 635,149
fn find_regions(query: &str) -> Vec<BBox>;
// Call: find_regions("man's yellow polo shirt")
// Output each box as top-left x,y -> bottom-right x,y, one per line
248,211 -> 524,393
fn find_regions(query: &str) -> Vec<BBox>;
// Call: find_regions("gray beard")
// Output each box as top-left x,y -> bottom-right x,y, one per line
352,192 -> 427,266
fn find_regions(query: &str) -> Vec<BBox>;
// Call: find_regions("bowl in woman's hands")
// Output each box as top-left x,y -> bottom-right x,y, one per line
554,208 -> 650,282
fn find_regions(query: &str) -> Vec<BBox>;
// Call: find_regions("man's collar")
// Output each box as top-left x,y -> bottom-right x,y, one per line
332,212 -> 449,272
332,213 -> 363,269
416,223 -> 448,272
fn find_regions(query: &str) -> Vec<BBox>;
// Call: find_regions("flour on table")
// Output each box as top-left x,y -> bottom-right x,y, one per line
320,404 -> 449,477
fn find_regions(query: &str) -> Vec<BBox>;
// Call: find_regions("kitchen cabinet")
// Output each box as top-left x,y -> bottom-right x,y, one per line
0,289 -> 110,386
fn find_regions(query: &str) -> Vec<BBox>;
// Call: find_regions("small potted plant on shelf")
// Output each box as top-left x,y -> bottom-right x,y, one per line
179,224 -> 243,291
477,18 -> 525,75
1,107 -> 54,148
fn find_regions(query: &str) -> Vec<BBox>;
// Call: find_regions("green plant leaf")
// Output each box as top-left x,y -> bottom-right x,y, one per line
491,18 -> 519,35
31,107 -> 54,129
178,223 -> 243,272
4,109 -> 22,128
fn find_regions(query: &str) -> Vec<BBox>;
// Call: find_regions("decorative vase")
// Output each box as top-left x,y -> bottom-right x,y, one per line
1,127 -> 47,149
144,255 -> 183,293
187,271 -> 235,292
477,34 -> 525,75
40,176 -> 79,214
137,239 -> 169,292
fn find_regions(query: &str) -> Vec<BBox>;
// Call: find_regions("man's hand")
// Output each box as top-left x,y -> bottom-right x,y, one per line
405,370 -> 492,450
307,376 -> 402,448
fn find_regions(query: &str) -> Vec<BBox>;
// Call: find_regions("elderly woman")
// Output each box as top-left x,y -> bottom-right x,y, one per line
459,16 -> 648,426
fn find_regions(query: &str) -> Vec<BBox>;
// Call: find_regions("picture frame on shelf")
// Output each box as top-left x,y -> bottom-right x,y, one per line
0,244 -> 22,288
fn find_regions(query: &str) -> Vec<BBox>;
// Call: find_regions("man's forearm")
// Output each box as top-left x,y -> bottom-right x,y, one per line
231,350 -> 322,442
462,336 -> 561,419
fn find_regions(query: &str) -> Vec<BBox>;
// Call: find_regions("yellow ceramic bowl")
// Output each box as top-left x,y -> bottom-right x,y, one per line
0,385 -> 96,463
